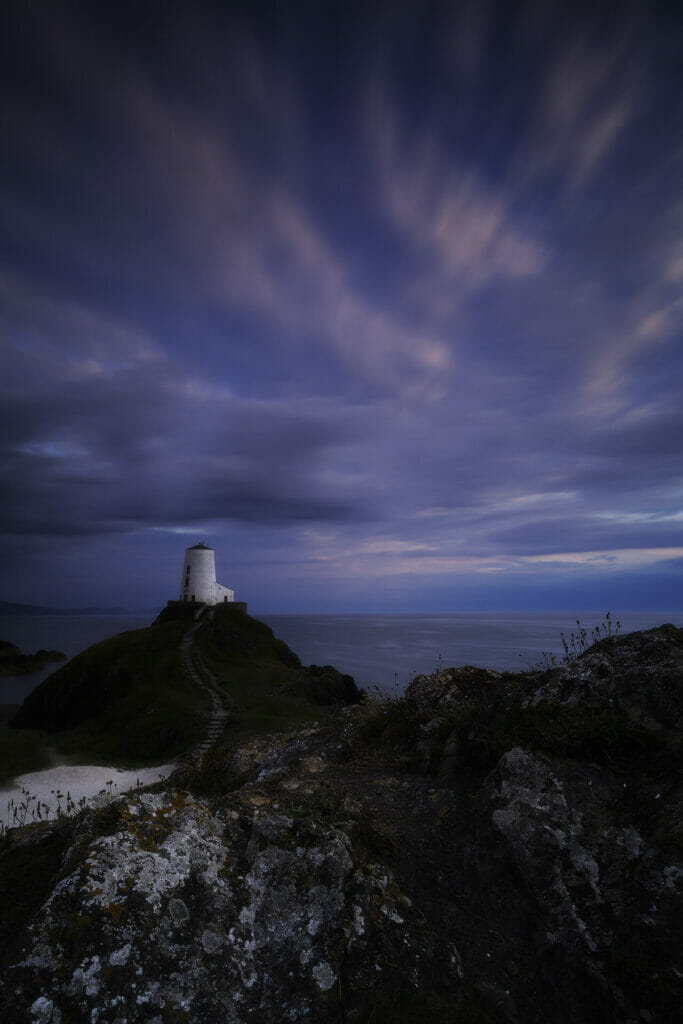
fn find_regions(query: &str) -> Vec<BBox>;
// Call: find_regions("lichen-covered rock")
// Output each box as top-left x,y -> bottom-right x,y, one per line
531,625 -> 683,735
2,625 -> 682,1023
2,785 -> 442,1023
405,664 -> 503,714
489,748 -> 604,959
482,745 -> 682,1021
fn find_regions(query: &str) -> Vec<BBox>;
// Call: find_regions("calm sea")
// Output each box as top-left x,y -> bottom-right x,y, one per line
264,611 -> 682,692
1,610 -> 680,703
0,614 -> 152,703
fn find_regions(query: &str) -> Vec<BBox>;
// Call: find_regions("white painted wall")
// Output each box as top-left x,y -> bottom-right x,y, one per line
214,582 -> 235,602
179,544 -> 235,604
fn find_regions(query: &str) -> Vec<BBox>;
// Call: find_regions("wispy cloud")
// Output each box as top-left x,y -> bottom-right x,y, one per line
1,1 -> 682,608
449,0 -> 491,80
513,22 -> 638,192
366,83 -> 546,319
0,271 -> 160,379
119,77 -> 454,396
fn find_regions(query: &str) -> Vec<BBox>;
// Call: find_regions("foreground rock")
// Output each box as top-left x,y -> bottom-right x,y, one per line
0,625 -> 681,1022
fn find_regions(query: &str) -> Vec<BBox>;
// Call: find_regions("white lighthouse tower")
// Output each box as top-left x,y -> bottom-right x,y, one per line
179,543 -> 235,604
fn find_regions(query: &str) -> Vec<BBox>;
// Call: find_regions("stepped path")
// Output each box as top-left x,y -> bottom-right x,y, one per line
180,617 -> 231,757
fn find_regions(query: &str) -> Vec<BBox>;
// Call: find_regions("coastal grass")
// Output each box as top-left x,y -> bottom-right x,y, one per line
196,607 -> 322,739
1,605 -> 342,787
355,672 -> 659,773
479,699 -> 654,765
213,668 -> 322,739
0,725 -> 52,787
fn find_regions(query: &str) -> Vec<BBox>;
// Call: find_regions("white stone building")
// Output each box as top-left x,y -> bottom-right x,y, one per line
179,543 -> 235,604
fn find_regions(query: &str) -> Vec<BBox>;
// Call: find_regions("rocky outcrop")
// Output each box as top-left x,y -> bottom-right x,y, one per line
296,663 -> 363,706
1,626 -> 681,1022
0,640 -> 66,677
1,738 -> 454,1023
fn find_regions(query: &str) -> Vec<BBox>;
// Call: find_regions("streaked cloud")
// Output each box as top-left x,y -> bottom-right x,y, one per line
0,1 -> 681,610
513,18 -> 638,191
366,83 -> 547,319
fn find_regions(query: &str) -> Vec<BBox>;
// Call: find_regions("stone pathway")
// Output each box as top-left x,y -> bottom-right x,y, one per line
180,620 -> 231,757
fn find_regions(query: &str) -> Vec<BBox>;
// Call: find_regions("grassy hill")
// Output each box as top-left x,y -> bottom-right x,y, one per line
5,618 -> 205,781
2,604 -> 358,785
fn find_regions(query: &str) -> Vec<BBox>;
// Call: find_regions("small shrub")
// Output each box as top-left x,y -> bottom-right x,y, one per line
0,726 -> 51,787
357,692 -> 414,746
561,612 -> 620,664
481,700 -> 651,765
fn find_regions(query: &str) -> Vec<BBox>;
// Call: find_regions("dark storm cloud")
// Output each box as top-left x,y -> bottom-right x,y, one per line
0,268 -> 383,543
1,0 -> 682,607
0,341 -> 374,538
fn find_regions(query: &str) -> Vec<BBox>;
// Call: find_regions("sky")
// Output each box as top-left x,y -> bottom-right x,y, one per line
1,0 -> 682,614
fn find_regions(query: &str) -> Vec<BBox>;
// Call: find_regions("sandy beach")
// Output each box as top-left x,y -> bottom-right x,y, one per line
0,762 -> 176,830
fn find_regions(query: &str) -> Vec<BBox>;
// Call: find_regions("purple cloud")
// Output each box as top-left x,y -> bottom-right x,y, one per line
1,1 -> 682,610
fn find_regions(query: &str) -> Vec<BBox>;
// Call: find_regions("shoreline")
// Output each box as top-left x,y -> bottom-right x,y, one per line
0,761 -> 177,831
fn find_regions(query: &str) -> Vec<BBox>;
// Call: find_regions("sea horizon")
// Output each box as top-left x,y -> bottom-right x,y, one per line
1,608 -> 681,703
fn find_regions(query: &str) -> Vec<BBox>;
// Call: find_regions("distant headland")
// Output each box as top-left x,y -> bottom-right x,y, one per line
0,600 -> 143,617
0,640 -> 66,676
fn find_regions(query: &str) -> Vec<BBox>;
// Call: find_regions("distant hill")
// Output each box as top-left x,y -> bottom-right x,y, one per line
0,599 -> 137,616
